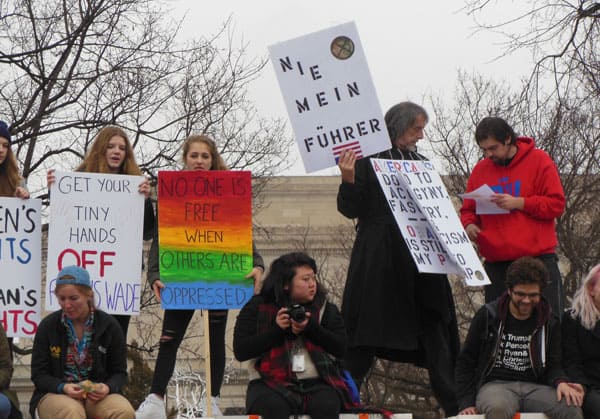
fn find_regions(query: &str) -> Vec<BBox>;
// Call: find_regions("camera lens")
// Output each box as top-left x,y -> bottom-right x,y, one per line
288,304 -> 306,322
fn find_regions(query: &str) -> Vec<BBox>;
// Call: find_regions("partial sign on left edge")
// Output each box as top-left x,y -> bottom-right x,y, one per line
0,197 -> 42,337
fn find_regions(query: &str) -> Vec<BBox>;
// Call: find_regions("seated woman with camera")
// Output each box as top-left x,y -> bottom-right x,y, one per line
234,252 -> 380,419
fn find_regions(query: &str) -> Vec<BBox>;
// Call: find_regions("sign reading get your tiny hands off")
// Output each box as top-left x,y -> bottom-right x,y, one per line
46,172 -> 145,314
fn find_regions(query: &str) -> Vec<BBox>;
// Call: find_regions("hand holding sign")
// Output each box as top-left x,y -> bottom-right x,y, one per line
156,170 -> 254,310
338,149 -> 358,184
269,22 -> 390,173
371,158 -> 490,286
46,171 -> 145,315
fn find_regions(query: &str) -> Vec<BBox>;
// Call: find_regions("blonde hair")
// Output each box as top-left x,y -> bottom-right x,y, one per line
76,126 -> 142,175
0,142 -> 22,197
182,135 -> 228,170
569,264 -> 600,330
55,283 -> 96,310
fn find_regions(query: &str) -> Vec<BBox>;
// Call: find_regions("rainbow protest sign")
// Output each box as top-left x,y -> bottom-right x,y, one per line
157,170 -> 253,309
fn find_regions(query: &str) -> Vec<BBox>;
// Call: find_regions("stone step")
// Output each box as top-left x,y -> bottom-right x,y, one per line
211,415 -> 413,419
448,414 -> 549,419
203,414 -> 547,419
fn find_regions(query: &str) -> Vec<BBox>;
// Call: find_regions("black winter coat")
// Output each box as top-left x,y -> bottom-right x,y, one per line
456,293 -> 567,411
233,295 -> 347,411
29,310 -> 128,417
337,148 -> 459,360
233,295 -> 346,363
562,311 -> 600,390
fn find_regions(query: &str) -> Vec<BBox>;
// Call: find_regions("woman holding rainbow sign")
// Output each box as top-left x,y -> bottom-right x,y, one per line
136,134 -> 264,419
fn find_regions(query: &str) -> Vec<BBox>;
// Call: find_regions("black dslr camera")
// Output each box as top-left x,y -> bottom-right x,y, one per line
286,304 -> 306,322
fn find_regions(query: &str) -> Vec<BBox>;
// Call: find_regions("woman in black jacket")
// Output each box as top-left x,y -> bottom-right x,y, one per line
233,252 -> 379,419
563,264 -> 600,418
0,120 -> 27,419
30,266 -> 134,419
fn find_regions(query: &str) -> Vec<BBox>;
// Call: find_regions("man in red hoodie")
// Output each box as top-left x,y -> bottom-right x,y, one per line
460,116 -> 565,315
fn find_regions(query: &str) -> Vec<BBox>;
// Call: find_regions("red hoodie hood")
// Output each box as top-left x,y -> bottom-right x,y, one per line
507,136 -> 535,167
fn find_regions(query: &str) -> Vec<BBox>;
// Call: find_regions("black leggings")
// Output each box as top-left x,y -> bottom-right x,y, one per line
150,309 -> 227,397
583,388 -> 600,419
344,320 -> 459,416
112,314 -> 130,339
247,380 -> 341,419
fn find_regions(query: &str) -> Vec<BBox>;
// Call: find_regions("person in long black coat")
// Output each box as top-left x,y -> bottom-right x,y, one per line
336,101 -> 459,416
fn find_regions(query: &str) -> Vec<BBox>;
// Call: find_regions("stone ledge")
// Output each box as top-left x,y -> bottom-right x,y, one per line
214,415 -> 413,419
448,414 -> 549,419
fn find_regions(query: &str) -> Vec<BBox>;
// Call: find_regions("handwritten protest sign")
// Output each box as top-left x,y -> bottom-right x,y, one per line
46,172 -> 145,314
269,21 -> 390,173
0,197 -> 41,337
371,159 -> 490,287
157,170 -> 253,310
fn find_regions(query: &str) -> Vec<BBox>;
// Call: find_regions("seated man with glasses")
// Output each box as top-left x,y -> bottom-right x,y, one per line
455,256 -> 583,418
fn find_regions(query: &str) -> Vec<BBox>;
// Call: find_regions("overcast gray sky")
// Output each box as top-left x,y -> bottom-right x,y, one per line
171,0 -> 530,175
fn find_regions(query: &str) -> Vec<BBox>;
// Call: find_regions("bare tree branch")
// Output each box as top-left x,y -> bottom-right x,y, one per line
0,0 -> 293,196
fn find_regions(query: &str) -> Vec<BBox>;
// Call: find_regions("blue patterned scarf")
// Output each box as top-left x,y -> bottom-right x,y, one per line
61,310 -> 94,382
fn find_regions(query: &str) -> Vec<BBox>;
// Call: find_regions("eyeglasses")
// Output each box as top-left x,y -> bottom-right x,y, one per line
511,290 -> 541,300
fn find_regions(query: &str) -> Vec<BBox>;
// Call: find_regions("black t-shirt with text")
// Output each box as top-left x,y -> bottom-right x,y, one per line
487,311 -> 537,383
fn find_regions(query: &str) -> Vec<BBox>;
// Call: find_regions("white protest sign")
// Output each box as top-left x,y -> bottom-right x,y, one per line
0,197 -> 42,337
46,171 -> 145,314
371,159 -> 490,287
269,21 -> 390,173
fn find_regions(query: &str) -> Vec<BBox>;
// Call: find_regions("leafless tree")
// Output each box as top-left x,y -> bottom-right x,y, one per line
427,69 -> 600,301
443,0 -> 600,294
463,0 -> 599,108
535,97 -> 600,297
1,0 -> 293,405
0,0 -> 292,197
